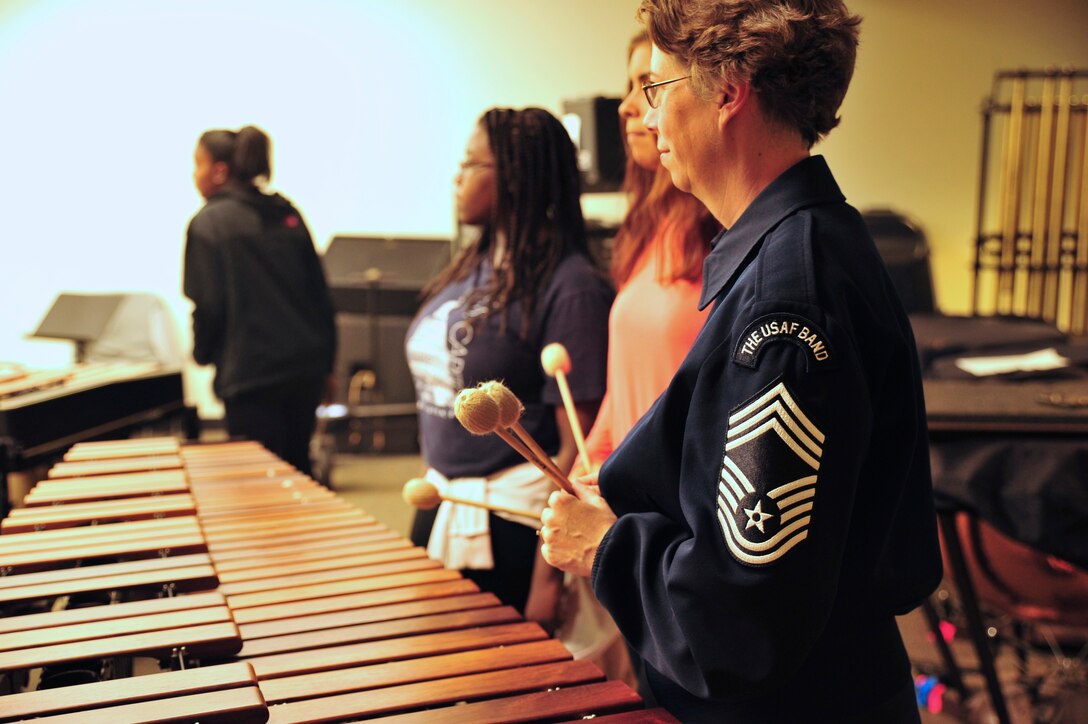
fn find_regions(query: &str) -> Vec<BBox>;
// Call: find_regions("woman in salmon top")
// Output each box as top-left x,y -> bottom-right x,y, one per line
580,32 -> 718,472
532,31 -> 718,695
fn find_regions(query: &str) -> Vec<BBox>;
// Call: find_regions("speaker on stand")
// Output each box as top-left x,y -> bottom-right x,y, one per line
561,96 -> 625,193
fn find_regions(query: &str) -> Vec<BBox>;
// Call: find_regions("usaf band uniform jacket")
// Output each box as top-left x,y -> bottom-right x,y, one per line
592,156 -> 942,722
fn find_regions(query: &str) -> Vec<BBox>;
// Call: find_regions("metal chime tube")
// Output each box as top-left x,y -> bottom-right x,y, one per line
1073,92 -> 1088,334
998,76 -> 1027,315
1044,73 -> 1073,325
1028,73 -> 1055,319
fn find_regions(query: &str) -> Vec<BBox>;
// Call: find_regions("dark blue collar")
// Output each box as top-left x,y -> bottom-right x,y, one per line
698,155 -> 845,310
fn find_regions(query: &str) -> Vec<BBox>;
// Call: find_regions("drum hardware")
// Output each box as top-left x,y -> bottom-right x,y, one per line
169,645 -> 190,671
1037,391 -> 1088,408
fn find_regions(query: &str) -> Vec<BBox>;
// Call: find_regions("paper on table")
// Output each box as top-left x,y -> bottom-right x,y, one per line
954,347 -> 1071,377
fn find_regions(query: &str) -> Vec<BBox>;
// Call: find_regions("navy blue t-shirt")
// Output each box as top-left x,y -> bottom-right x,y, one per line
406,253 -> 613,479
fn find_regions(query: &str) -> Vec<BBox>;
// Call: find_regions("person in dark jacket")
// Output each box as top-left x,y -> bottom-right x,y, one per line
539,2 -> 942,721
184,125 -> 336,477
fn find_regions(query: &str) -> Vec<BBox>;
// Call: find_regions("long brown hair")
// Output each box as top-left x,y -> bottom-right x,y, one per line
421,107 -> 589,336
610,33 -> 717,287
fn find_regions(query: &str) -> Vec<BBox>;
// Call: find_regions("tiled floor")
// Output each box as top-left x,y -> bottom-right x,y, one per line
330,452 -> 421,539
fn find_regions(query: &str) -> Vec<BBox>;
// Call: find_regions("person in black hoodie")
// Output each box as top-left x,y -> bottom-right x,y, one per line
184,125 -> 336,477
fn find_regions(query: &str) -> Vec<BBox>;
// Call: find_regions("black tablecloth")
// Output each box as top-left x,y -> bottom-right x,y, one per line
930,436 -> 1088,570
912,314 -> 1088,570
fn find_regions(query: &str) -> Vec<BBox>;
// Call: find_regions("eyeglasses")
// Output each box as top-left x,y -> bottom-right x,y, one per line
458,160 -> 494,174
642,75 -> 691,109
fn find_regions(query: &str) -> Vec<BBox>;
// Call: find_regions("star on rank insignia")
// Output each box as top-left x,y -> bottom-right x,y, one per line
744,500 -> 775,533
717,378 -> 824,566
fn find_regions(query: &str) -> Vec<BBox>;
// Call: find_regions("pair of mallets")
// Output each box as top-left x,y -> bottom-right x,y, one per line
402,343 -> 590,517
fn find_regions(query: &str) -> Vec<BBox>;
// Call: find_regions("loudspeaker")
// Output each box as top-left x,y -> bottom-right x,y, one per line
321,236 -> 452,454
562,97 -> 625,193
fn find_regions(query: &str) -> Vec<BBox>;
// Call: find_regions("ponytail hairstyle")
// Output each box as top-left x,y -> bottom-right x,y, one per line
421,107 -> 589,337
610,33 -> 717,287
198,125 -> 272,188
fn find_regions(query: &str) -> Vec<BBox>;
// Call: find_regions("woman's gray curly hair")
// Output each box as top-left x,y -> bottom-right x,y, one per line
638,0 -> 861,147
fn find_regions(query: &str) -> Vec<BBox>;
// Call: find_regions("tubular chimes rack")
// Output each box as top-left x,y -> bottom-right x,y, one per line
972,68 -> 1088,335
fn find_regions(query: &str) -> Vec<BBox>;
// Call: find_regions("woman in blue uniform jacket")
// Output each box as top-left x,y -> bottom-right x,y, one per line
539,2 -> 942,722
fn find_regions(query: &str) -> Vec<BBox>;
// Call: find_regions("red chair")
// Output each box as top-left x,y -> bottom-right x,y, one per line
956,513 -> 1088,628
934,509 -> 1088,724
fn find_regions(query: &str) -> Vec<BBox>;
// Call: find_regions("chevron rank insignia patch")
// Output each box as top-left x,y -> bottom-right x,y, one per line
717,379 -> 824,566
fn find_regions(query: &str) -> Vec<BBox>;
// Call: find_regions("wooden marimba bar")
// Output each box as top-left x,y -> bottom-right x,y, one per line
0,436 -> 676,723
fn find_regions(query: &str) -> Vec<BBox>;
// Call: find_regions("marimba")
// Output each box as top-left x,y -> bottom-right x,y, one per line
0,362 -> 191,519
0,436 -> 676,722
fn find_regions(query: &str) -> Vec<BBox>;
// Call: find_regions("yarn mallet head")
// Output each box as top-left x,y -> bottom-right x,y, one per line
453,386 -> 501,435
540,341 -> 592,473
540,343 -> 572,377
402,478 -> 442,510
453,381 -> 576,495
481,380 -> 524,429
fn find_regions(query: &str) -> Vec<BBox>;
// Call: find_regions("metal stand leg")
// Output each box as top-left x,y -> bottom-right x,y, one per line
182,405 -> 201,441
921,596 -> 968,700
937,509 -> 1012,724
0,440 -> 10,520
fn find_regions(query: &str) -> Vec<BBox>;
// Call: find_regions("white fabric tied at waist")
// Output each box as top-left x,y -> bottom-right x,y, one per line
425,461 -> 550,570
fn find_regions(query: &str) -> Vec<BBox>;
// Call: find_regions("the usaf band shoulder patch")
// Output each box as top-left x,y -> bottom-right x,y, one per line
733,313 -> 832,369
717,378 -> 823,566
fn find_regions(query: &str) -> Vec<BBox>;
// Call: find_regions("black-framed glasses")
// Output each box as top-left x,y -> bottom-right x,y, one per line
642,75 -> 691,109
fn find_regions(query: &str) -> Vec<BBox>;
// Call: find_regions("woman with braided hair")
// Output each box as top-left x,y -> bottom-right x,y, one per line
404,107 -> 613,613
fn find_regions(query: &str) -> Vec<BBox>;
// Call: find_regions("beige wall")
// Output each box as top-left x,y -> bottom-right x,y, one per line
0,0 -> 640,416
0,0 -> 1085,417
825,0 -> 1088,313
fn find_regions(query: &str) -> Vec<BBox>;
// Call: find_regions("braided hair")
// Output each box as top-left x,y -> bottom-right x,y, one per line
422,107 -> 589,336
